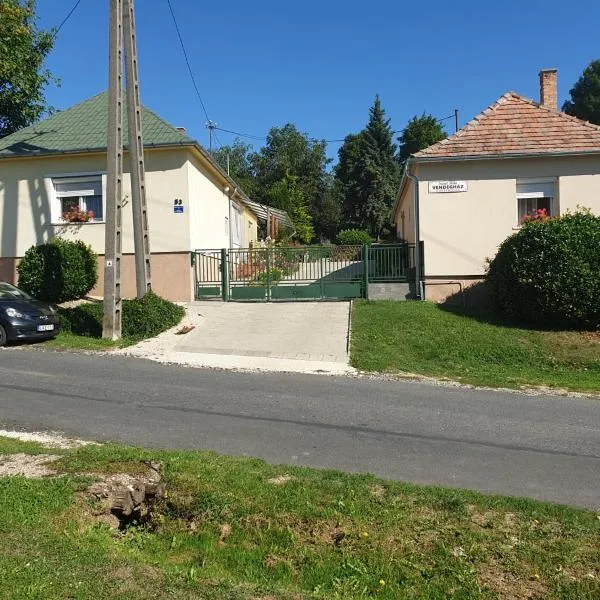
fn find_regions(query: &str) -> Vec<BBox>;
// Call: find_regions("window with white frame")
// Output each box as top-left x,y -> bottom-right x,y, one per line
516,180 -> 556,224
52,175 -> 104,223
231,204 -> 243,247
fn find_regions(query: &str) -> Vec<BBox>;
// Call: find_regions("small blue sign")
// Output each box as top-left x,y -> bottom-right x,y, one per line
174,205 -> 184,214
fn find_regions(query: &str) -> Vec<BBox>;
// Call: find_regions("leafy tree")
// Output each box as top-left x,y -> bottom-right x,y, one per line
335,96 -> 400,238
310,173 -> 342,242
250,124 -> 331,242
562,59 -> 600,125
250,124 -> 329,204
398,113 -> 446,163
0,0 -> 55,138
266,173 -> 314,243
212,139 -> 257,197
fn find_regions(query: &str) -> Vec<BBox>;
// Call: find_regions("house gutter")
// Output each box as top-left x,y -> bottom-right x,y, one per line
405,159 -> 423,300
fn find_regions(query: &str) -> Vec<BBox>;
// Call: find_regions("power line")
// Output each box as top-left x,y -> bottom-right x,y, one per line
55,0 -> 84,34
213,130 -> 224,150
165,0 -> 210,123
213,125 -> 346,145
214,126 -> 266,141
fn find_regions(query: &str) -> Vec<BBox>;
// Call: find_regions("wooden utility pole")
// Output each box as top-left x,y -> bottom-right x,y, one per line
103,0 -> 124,340
103,0 -> 151,340
122,0 -> 152,296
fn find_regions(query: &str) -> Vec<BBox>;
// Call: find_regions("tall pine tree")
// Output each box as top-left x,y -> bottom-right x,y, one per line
563,59 -> 600,125
335,96 -> 400,238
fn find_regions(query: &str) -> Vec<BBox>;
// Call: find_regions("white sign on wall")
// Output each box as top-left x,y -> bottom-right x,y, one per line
428,180 -> 468,193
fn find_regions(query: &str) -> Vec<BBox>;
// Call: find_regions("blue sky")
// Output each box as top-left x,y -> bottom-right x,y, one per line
39,0 -> 600,161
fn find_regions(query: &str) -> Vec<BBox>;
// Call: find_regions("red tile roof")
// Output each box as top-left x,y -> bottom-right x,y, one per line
414,92 -> 600,159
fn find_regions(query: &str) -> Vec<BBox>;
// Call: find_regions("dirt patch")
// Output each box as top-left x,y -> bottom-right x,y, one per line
267,475 -> 293,486
369,484 -> 386,499
468,505 -> 498,529
86,462 -> 165,529
478,559 -> 547,599
0,453 -> 60,477
218,523 -> 232,546
0,429 -> 92,449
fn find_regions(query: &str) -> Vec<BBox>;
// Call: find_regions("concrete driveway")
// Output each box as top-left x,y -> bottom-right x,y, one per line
121,301 -> 354,374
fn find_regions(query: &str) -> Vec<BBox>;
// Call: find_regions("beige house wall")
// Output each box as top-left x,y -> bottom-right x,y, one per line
186,153 -> 259,249
187,153 -> 230,250
395,154 -> 600,283
0,149 -> 192,259
244,207 -> 259,246
0,146 -> 262,301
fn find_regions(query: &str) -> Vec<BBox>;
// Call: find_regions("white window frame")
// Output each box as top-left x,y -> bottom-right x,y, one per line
46,172 -> 107,224
515,178 -> 558,227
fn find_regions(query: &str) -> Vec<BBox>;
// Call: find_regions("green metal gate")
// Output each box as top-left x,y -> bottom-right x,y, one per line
192,243 -> 420,302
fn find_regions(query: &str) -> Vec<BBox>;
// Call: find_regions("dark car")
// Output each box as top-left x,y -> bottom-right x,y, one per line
0,282 -> 60,346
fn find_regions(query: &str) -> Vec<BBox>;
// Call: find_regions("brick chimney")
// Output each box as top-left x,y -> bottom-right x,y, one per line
539,69 -> 558,110
176,127 -> 186,135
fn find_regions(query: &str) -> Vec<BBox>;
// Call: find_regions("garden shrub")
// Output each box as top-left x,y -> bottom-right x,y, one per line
59,291 -> 185,342
254,268 -> 284,285
336,229 -> 373,246
487,210 -> 600,329
121,291 -> 184,340
17,238 -> 97,303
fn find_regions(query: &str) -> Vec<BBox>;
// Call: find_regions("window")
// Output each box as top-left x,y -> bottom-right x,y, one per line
516,180 -> 556,224
52,176 -> 104,223
231,205 -> 243,247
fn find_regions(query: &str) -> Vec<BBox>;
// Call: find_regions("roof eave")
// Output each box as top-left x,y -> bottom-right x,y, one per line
412,149 -> 600,163
0,140 -> 197,161
188,143 -> 293,227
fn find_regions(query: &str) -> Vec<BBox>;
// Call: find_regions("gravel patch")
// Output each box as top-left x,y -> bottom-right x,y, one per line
0,429 -> 93,449
0,453 -> 60,478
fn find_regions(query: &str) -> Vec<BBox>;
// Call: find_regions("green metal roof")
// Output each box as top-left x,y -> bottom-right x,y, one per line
0,91 -> 195,158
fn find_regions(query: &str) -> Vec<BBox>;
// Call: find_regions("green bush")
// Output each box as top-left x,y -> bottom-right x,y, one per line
335,229 -> 373,246
252,268 -> 284,287
121,291 -> 185,340
17,238 -> 97,303
487,210 -> 600,329
59,292 -> 185,342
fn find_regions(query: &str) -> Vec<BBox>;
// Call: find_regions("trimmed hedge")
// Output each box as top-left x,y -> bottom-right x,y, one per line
18,238 -> 97,303
59,291 -> 185,342
336,229 -> 373,246
487,210 -> 600,329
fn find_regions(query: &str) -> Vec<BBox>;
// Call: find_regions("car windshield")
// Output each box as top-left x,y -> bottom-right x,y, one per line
0,282 -> 33,301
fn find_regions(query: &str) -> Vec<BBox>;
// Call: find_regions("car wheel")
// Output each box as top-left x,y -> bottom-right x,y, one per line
0,324 -> 7,347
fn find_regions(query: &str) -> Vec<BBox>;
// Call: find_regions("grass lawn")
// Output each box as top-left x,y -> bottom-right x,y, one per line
1,437 -> 599,599
351,301 -> 600,393
24,295 -> 185,353
39,331 -> 123,351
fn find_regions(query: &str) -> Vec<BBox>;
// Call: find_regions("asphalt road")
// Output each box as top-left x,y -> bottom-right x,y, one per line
1,349 -> 599,509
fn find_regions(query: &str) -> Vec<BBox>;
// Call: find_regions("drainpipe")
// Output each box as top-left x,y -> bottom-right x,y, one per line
405,161 -> 424,300
224,186 -> 238,249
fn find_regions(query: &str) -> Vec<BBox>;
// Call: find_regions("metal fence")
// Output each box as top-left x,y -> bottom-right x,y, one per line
228,245 -> 364,300
192,250 -> 223,299
192,243 -> 421,301
367,243 -> 422,282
